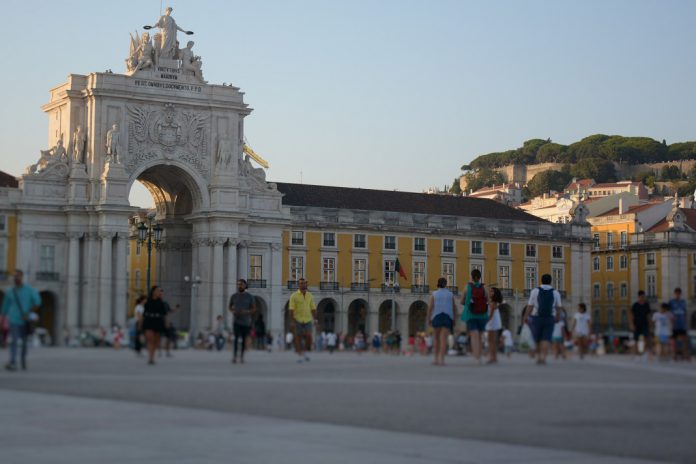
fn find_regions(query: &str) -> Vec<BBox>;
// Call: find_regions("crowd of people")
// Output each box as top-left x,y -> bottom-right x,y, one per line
1,268 -> 693,371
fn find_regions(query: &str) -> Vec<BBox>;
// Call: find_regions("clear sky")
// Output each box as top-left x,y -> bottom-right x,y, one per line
2,0 -> 695,207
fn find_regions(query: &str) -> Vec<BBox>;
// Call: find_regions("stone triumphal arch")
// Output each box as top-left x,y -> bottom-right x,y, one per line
17,12 -> 290,337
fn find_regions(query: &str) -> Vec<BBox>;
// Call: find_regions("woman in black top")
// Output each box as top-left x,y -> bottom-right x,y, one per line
141,286 -> 168,365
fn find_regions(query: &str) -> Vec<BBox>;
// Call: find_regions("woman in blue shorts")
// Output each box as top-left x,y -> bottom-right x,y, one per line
428,277 -> 457,366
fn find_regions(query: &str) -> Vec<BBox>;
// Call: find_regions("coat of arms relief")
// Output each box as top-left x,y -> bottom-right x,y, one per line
126,103 -> 209,177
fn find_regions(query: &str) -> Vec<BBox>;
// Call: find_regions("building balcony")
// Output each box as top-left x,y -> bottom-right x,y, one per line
350,282 -> 370,292
448,286 -> 458,295
320,281 -> 339,291
36,272 -> 60,282
247,279 -> 266,289
381,284 -> 400,293
287,280 -> 299,290
411,285 -> 430,294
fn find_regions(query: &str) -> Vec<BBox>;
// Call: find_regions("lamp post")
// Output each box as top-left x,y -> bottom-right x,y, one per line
185,274 -> 202,347
137,214 -> 163,292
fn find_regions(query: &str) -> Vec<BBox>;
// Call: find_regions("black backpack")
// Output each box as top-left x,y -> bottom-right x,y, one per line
537,287 -> 555,318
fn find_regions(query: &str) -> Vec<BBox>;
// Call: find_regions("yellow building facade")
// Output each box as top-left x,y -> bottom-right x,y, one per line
275,183 -> 592,337
589,200 -> 696,332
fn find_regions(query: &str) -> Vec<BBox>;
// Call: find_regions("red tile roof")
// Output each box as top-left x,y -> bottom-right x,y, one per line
599,202 -> 663,217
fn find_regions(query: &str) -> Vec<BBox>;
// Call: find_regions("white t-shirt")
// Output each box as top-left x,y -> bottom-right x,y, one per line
573,312 -> 591,336
326,332 -> 337,346
652,312 -> 672,337
552,320 -> 565,339
527,285 -> 562,317
502,329 -> 513,347
486,307 -> 502,331
134,304 -> 144,317
285,332 -> 294,344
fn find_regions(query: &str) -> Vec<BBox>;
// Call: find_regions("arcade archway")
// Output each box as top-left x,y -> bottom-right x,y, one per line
378,300 -> 399,333
347,298 -> 368,336
317,298 -> 337,333
408,300 -> 427,336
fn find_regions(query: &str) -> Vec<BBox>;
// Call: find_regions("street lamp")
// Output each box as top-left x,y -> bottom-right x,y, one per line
137,214 -> 163,292
184,274 -> 202,347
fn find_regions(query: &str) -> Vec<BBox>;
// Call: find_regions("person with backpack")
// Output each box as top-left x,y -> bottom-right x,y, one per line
460,268 -> 488,365
522,274 -> 562,365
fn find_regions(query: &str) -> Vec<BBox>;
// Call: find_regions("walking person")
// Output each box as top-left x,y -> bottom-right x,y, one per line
653,303 -> 673,361
522,274 -> 562,365
289,278 -> 318,363
214,315 -> 226,351
460,269 -> 488,365
501,327 -> 514,358
254,313 -> 267,350
228,279 -> 256,364
427,277 -> 457,366
485,287 -> 503,364
630,291 -> 652,360
669,288 -> 691,362
2,270 -> 41,371
141,286 -> 168,365
571,303 -> 592,360
133,296 -> 146,357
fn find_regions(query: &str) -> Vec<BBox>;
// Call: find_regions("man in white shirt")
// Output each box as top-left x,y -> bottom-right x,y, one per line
523,274 -> 562,365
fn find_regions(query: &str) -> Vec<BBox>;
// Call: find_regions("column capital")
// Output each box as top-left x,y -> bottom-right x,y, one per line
67,232 -> 83,240
227,238 -> 240,247
98,232 -> 117,241
210,238 -> 227,247
238,240 -> 249,249
270,242 -> 282,252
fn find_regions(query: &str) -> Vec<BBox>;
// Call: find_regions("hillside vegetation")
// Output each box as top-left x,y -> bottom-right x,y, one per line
464,135 -> 696,170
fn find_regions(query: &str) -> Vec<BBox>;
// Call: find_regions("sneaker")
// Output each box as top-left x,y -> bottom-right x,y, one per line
232,357 -> 237,364
5,363 -> 16,372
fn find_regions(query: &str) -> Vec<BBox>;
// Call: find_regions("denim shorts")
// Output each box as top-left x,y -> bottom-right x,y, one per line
466,318 -> 487,332
529,316 -> 555,343
432,313 -> 453,330
294,321 -> 313,337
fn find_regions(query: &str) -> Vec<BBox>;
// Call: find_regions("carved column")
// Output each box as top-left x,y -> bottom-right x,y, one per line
194,238 -> 212,332
17,231 -> 34,277
98,233 -> 114,328
189,238 -> 202,335
65,233 -> 82,331
237,240 -> 249,281
113,234 -> 128,328
270,242 -> 283,333
210,238 -> 226,329
223,239 -> 238,329
82,233 -> 100,328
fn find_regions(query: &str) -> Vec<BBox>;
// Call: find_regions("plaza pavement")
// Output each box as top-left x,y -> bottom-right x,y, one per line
0,348 -> 693,464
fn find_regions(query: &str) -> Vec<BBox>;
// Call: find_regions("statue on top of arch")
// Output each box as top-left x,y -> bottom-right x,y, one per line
125,6 -> 203,81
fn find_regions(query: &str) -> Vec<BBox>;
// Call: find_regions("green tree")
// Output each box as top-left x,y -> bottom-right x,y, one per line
524,170 -> 573,198
449,177 -> 462,194
569,158 -> 616,183
463,168 -> 506,193
660,165 -> 684,181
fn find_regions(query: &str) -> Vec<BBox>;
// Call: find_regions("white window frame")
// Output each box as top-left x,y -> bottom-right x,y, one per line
607,233 -> 614,249
552,245 -> 563,259
290,255 -> 304,281
291,231 -> 305,246
593,234 -> 600,250
442,239 -> 454,254
552,267 -> 564,291
525,244 -> 537,258
322,257 -> 336,282
384,259 -> 396,285
620,282 -> 628,299
593,283 -> 601,299
498,265 -> 510,289
606,256 -> 614,271
498,242 -> 510,257
646,273 -> 657,297
646,252 -> 655,266
471,240 -> 482,255
620,231 -> 628,247
442,262 -> 455,287
353,258 -> 367,284
414,237 -> 426,252
249,254 -> 263,281
524,265 -> 537,290
413,261 -> 426,286
40,244 -> 55,273
354,234 -> 366,249
619,255 -> 628,270
593,257 -> 600,272
384,236 -> 396,251
322,232 -> 336,248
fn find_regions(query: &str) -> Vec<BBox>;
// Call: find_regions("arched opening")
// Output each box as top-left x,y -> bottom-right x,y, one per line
253,296 -> 268,349
378,300 -> 399,333
408,300 -> 428,336
38,291 -> 57,346
317,298 -> 337,333
126,162 -> 205,331
347,299 -> 368,336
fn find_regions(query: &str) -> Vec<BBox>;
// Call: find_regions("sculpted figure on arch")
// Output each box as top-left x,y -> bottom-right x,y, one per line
147,7 -> 193,60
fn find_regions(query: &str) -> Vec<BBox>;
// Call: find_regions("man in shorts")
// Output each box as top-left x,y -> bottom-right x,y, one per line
289,278 -> 318,363
523,274 -> 562,365
669,288 -> 691,362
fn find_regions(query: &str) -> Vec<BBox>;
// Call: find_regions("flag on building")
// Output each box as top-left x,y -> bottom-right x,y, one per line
395,258 -> 407,280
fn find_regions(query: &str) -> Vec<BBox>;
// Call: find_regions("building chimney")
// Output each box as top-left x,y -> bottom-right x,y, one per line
618,197 -> 627,215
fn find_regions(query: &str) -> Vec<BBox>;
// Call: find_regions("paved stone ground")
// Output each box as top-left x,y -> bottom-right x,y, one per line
0,348 -> 693,463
